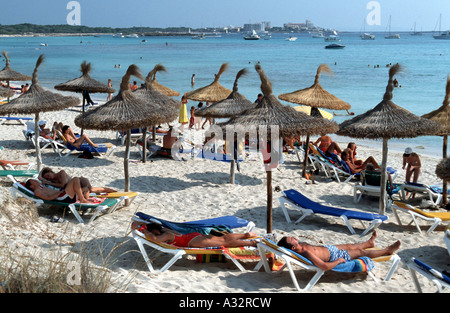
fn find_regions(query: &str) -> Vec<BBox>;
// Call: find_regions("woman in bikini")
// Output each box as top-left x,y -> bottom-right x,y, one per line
313,134 -> 332,153
62,125 -> 98,149
132,221 -> 258,248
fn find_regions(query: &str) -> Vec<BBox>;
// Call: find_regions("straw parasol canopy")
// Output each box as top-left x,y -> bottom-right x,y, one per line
183,63 -> 232,103
0,54 -> 80,171
337,64 -> 438,214
436,158 -> 450,183
75,64 -> 162,195
222,64 -> 339,232
422,75 -> 450,205
0,85 -> 14,98
0,51 -> 32,101
194,68 -> 256,118
133,64 -> 181,162
278,64 -> 351,110
149,69 -> 180,97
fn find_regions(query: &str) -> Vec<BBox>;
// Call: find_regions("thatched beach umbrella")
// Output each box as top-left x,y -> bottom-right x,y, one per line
278,64 -> 350,177
0,55 -> 80,171
54,61 -> 115,118
149,70 -> 180,97
194,68 -> 255,184
195,68 -> 255,118
222,65 -> 339,232
0,51 -> 32,101
133,64 -> 180,162
422,76 -> 450,205
337,64 -> 438,214
0,85 -> 14,98
75,65 -> 161,196
436,158 -> 450,183
184,63 -> 232,103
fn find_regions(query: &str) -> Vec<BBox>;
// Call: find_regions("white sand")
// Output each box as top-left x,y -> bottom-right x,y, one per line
0,97 -> 448,294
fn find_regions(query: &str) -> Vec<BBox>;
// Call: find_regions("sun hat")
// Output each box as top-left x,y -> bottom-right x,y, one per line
38,120 -> 47,126
404,147 -> 413,154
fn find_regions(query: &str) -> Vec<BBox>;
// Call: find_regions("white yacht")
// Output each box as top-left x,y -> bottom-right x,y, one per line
285,36 -> 298,41
433,15 -> 450,39
310,32 -> 325,38
125,34 -> 139,38
243,30 -> 260,40
113,33 -> 124,38
324,35 -> 341,42
360,33 -> 375,40
384,16 -> 400,39
191,33 -> 205,39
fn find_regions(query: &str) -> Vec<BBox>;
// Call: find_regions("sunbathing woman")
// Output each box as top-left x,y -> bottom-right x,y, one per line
278,231 -> 401,271
131,221 -> 258,248
39,167 -> 117,194
62,125 -> 98,148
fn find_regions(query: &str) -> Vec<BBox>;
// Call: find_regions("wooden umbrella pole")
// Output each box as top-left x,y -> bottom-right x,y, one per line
443,135 -> 448,206
124,131 -> 131,206
267,170 -> 273,233
35,112 -> 42,172
379,138 -> 388,215
230,160 -> 235,184
142,127 -> 147,163
302,135 -> 310,178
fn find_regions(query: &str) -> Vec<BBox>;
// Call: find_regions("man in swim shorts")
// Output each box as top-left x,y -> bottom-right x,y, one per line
277,231 -> 401,271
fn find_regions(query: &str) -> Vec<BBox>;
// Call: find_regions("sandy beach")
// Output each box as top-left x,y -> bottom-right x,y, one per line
0,95 -> 448,294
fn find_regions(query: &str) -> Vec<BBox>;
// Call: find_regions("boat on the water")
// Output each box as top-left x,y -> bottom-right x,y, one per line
324,35 -> 341,42
243,30 -> 260,40
385,16 -> 400,39
285,36 -> 298,41
113,33 -> 124,38
191,34 -> 205,39
433,14 -> 450,39
325,44 -> 345,49
360,33 -> 375,40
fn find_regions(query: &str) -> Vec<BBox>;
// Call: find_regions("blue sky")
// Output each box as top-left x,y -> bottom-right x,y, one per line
1,0 -> 449,31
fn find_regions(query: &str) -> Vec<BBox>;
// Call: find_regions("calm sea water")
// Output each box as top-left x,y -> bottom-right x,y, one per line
1,32 -> 449,156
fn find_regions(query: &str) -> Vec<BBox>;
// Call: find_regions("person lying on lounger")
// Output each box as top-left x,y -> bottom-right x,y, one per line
341,150 -> 380,174
278,231 -> 400,271
131,221 -> 258,248
25,177 -> 95,204
38,167 -> 117,194
62,125 -> 98,149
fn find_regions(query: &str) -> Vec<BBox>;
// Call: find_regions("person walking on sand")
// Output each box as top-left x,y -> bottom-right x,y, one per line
403,147 -> 422,183
278,231 -> 401,271
106,79 -> 113,101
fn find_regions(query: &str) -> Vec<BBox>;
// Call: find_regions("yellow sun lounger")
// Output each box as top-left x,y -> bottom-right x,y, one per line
392,201 -> 450,234
131,213 -> 262,273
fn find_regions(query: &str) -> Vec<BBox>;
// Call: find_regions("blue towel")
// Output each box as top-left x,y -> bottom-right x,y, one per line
67,143 -> 108,154
284,189 -> 388,222
135,212 -> 250,235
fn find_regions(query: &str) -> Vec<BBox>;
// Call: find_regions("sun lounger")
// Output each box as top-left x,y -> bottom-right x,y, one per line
391,201 -> 450,234
445,227 -> 450,257
23,122 -> 67,153
116,128 -> 143,146
354,170 -> 401,207
279,189 -> 388,236
0,169 -> 38,177
131,212 -> 262,273
0,116 -> 33,126
9,177 -> 127,223
257,238 -> 400,291
400,182 -> 447,205
404,257 -> 450,293
55,130 -> 115,158
0,160 -> 35,170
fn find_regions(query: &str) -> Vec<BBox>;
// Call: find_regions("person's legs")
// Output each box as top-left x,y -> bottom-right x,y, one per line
64,177 -> 90,203
346,240 -> 401,260
190,232 -> 257,248
74,134 -> 98,148
335,230 -> 377,251
327,142 -> 342,154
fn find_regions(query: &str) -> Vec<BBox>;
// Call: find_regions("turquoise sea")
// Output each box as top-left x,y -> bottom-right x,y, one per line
1,32 -> 449,157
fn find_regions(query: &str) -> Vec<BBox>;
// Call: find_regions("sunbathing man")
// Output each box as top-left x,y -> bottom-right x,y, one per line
62,125 -> 98,149
278,231 -> 401,271
313,133 -> 332,153
25,177 -> 95,204
38,167 -> 117,194
131,221 -> 258,248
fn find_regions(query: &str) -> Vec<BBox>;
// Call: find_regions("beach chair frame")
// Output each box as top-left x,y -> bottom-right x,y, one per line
404,258 -> 450,293
444,230 -> 450,257
400,182 -> 443,205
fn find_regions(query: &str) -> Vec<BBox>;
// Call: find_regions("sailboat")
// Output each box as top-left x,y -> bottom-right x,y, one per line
243,30 -> 260,40
433,14 -> 450,40
410,22 -> 422,36
360,19 -> 375,40
385,16 -> 400,39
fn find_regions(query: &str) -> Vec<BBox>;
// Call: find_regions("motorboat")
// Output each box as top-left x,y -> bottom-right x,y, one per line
285,36 -> 298,41
324,35 -> 341,42
113,33 -> 124,38
125,34 -> 139,38
360,33 -> 375,40
39,43 -> 48,46
310,32 -> 324,38
325,44 -> 345,49
191,34 -> 205,39
243,30 -> 260,40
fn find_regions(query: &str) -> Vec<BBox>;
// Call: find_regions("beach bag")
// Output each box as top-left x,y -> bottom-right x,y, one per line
78,150 -> 94,159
